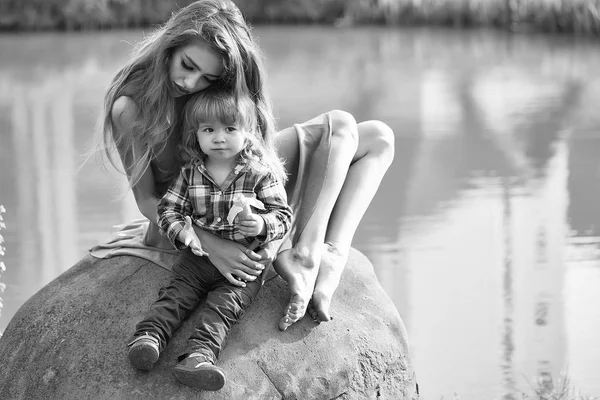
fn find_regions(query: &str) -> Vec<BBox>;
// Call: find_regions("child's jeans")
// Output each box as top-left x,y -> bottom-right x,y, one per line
133,248 -> 262,363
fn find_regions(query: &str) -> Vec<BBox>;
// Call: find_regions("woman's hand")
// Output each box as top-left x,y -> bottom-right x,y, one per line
253,239 -> 282,266
194,227 -> 264,287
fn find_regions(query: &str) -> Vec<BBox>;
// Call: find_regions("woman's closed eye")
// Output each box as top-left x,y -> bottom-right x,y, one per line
181,59 -> 194,71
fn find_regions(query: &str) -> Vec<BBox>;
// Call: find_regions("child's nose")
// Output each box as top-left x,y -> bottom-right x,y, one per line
213,132 -> 226,142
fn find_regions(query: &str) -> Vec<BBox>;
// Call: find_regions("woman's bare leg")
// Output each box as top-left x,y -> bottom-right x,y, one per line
274,110 -> 359,330
309,120 -> 395,322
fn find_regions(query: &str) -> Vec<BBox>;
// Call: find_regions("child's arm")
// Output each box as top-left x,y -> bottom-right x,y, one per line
179,216 -> 209,257
238,172 -> 293,244
157,168 -> 207,256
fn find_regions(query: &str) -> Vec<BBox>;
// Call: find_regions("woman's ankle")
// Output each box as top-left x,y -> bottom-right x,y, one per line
289,245 -> 320,270
323,241 -> 349,258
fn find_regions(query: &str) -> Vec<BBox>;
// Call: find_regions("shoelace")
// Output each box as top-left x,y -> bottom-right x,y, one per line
127,332 -> 159,347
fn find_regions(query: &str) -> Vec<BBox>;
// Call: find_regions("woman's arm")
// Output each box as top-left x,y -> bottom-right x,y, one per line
192,227 -> 265,283
111,96 -> 160,223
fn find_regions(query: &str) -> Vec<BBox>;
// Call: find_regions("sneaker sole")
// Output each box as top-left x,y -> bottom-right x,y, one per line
172,364 -> 226,391
128,346 -> 159,371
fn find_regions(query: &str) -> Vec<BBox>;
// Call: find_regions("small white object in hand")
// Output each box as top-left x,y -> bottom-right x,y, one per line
227,194 -> 265,224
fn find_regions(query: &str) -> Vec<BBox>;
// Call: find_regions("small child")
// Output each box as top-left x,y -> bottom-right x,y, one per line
127,87 -> 292,391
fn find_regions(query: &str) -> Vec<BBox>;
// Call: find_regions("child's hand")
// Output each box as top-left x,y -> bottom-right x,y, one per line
179,216 -> 209,257
237,213 -> 266,237
228,194 -> 267,238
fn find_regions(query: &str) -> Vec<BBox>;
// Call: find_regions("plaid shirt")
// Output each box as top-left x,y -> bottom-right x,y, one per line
158,158 -> 292,250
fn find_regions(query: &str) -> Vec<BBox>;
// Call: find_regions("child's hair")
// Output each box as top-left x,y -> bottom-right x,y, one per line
181,87 -> 287,183
98,0 -> 276,189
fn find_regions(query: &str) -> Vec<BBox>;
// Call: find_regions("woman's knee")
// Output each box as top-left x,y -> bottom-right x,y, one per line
328,110 -> 359,150
358,120 -> 395,165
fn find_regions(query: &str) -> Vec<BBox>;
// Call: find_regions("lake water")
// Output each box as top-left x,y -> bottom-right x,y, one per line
1,27 -> 600,399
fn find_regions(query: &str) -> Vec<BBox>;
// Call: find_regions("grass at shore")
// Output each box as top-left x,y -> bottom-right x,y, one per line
378,0 -> 600,35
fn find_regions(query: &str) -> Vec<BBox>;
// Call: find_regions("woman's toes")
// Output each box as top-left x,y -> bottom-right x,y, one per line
307,302 -> 320,322
311,292 -> 333,322
278,315 -> 293,331
317,308 -> 332,322
278,295 -> 307,331
278,310 -> 301,331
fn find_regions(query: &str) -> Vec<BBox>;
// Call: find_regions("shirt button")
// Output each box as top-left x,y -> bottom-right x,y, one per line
216,217 -> 222,222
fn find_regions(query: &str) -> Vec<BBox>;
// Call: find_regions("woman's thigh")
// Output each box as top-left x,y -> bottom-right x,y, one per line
274,124 -> 300,188
274,113 -> 333,194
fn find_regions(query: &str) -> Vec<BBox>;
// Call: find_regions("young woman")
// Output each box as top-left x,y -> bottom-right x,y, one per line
92,0 -> 394,331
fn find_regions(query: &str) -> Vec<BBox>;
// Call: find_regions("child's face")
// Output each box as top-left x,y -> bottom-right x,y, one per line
196,120 -> 248,162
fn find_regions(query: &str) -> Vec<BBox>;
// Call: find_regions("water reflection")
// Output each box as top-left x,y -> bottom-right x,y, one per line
1,28 -> 600,399
0,40 -> 139,332
13,82 -> 78,282
350,35 -> 600,398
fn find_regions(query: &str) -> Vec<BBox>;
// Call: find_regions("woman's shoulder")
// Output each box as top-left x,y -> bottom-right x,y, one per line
111,95 -> 138,132
245,159 -> 273,179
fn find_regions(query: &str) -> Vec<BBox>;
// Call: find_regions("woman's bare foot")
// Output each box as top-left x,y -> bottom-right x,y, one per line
308,242 -> 349,323
273,247 -> 321,331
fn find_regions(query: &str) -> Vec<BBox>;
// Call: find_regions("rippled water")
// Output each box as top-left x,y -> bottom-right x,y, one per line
1,27 -> 600,399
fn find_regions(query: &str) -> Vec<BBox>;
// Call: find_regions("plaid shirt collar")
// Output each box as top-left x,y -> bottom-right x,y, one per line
192,156 -> 250,189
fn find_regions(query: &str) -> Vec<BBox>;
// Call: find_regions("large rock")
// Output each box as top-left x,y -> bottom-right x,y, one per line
0,248 -> 418,399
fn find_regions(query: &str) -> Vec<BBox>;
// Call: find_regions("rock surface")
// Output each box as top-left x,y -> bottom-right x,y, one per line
0,248 -> 418,400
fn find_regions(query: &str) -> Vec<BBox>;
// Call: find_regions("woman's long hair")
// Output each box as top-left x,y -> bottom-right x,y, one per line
100,0 -> 277,189
181,87 -> 287,183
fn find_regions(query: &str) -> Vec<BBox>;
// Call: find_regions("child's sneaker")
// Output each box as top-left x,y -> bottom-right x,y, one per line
127,332 -> 160,371
172,354 -> 226,391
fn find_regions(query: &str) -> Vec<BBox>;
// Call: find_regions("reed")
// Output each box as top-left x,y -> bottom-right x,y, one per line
0,0 -> 599,35
444,373 -> 598,400
523,373 -> 597,400
383,0 -> 600,35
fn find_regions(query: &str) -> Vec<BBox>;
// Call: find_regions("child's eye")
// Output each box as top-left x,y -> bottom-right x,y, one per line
201,127 -> 213,133
181,60 -> 194,71
226,127 -> 237,132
